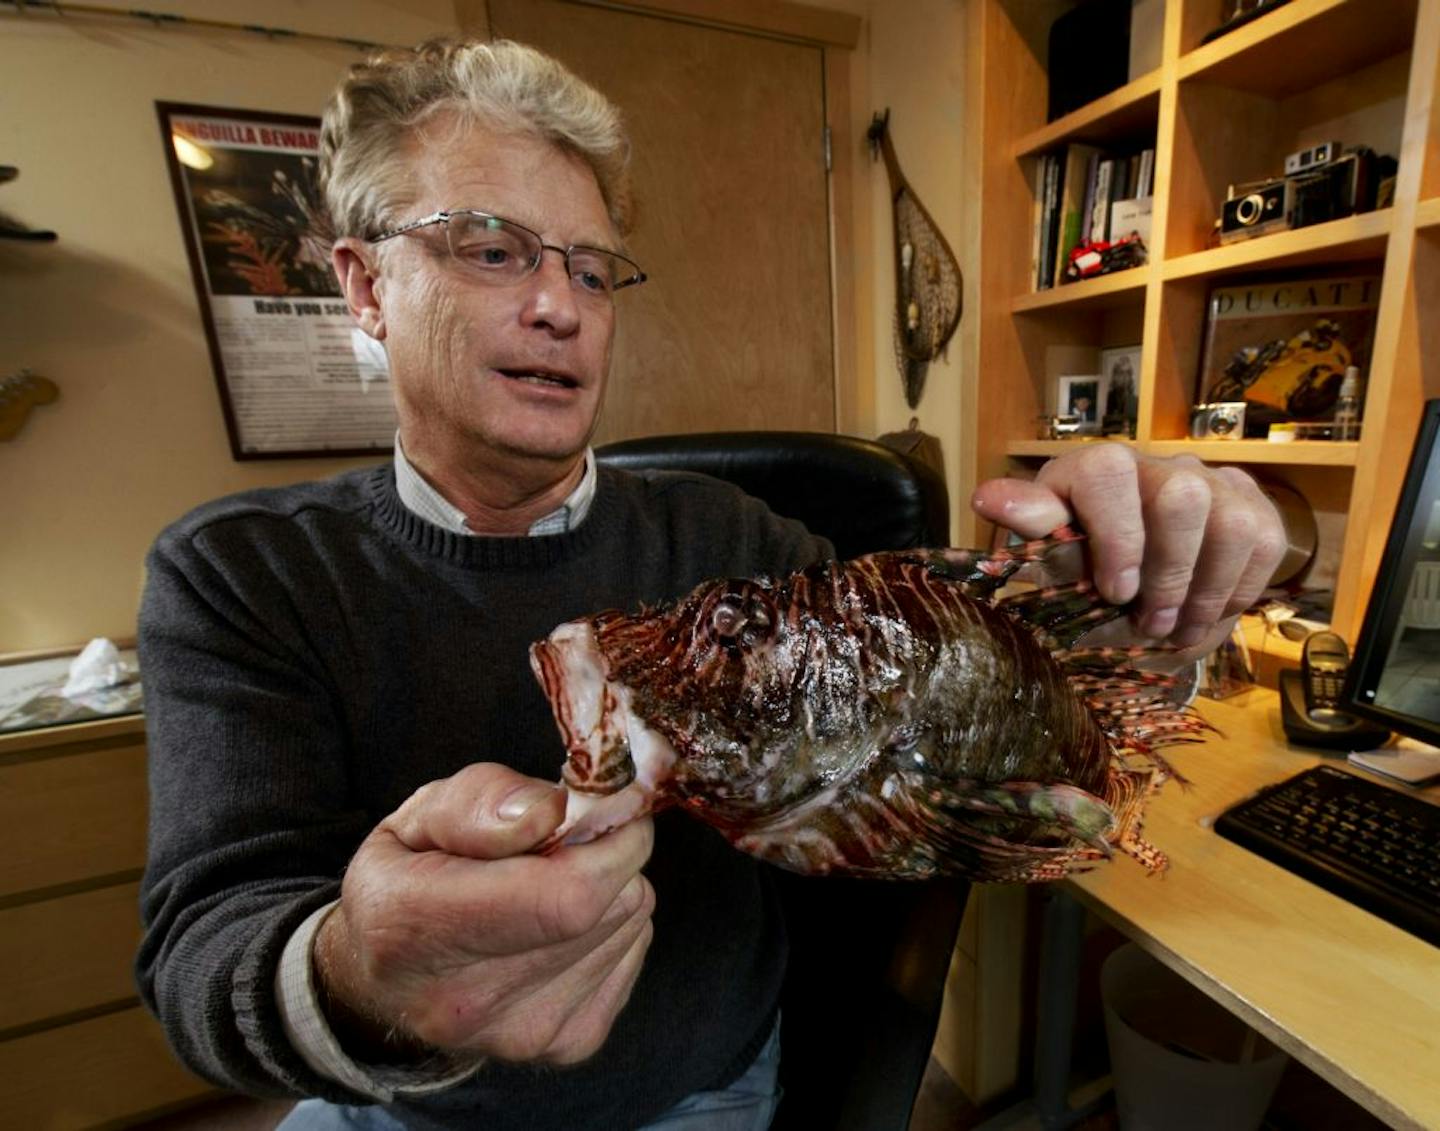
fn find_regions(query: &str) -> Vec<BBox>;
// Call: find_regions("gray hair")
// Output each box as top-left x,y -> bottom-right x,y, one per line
316,38 -> 633,243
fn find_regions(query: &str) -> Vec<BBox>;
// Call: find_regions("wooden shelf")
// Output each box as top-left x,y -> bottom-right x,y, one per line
1145,439 -> 1360,466
1006,439 -> 1359,466
1178,0 -> 1418,97
1012,71 -> 1161,159
1012,267 -> 1148,314
971,0 -> 1435,642
1006,439 -> 1133,459
1162,210 -> 1392,281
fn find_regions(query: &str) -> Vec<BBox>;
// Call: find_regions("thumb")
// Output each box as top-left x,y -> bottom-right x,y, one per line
970,477 -> 1072,540
382,763 -> 567,860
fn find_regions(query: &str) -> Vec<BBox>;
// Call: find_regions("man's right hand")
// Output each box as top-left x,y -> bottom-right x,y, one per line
313,762 -> 655,1066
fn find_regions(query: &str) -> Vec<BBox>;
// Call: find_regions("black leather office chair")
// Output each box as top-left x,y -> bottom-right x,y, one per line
596,430 -> 971,1131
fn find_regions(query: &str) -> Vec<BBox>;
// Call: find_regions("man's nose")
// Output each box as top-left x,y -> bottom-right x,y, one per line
519,249 -> 582,336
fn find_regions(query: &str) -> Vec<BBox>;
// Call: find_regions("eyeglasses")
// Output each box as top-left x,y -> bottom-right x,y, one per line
367,209 -> 647,299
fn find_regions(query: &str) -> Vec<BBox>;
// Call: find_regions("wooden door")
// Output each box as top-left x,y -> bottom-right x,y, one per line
488,0 -> 835,442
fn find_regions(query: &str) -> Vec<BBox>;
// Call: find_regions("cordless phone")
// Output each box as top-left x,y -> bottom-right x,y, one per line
1279,631 -> 1390,750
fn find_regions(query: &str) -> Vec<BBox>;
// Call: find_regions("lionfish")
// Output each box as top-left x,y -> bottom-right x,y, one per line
529,529 -> 1209,882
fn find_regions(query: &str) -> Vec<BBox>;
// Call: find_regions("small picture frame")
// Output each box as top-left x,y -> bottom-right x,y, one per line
1057,374 -> 1108,435
1100,344 -> 1141,438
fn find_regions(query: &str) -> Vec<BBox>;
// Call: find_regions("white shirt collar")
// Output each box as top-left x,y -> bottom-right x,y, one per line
392,433 -> 597,536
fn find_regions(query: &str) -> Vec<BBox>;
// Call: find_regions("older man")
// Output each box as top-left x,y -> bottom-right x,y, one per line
137,38 -> 1283,1131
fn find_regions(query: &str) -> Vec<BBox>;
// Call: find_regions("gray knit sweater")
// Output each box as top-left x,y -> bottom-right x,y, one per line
136,463 -> 831,1131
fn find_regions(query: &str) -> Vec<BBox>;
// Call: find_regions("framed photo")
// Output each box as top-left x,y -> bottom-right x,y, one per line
1100,344 -> 1141,438
1058,374 -> 1108,435
156,102 -> 395,459
1194,272 -> 1380,438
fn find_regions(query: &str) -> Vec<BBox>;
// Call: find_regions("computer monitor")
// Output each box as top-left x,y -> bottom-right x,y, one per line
1344,397 -> 1440,747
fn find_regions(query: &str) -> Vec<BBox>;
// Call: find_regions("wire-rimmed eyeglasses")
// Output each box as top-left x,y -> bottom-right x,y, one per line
367,209 -> 647,299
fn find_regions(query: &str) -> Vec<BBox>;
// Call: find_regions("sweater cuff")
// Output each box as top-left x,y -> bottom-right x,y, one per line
275,901 -> 483,1100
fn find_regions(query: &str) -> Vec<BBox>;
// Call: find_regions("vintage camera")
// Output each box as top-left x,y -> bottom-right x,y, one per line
1290,147 -> 1376,227
1220,179 -> 1293,244
1190,402 -> 1247,440
1284,140 -> 1341,176
1219,147 -> 1379,245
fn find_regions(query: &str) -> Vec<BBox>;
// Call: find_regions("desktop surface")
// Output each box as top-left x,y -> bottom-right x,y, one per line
1065,687 -> 1440,1131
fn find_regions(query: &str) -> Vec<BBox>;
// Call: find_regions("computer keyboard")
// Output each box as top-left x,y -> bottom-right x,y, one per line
1215,763 -> 1440,947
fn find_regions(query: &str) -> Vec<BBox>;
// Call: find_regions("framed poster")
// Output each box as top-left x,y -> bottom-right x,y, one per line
1194,272 -> 1381,438
1100,344 -> 1141,438
156,102 -> 394,459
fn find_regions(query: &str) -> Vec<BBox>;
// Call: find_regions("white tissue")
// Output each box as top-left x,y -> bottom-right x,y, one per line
62,637 -> 128,698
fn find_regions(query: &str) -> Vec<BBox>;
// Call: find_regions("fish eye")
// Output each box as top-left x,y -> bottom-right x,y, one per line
711,600 -> 746,640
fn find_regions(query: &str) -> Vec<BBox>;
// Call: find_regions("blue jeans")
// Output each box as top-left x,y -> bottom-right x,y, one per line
277,1016 -> 782,1131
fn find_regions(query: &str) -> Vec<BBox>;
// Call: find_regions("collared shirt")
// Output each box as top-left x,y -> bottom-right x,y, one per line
393,432 -> 597,536
275,436 -> 599,1099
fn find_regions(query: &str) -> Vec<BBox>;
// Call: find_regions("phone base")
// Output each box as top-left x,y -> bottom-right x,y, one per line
1279,669 -> 1391,751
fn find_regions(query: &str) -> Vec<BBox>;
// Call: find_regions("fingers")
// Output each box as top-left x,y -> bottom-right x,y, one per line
406,871 -> 656,1059
385,762 -> 568,860
1130,460 -> 1213,638
362,813 -> 655,956
540,911 -> 655,1064
972,443 -> 1144,602
971,445 -> 1287,648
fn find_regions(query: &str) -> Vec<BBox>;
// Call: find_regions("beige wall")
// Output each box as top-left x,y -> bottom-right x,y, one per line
0,0 -> 972,654
813,0 -> 971,540
0,2 -> 459,653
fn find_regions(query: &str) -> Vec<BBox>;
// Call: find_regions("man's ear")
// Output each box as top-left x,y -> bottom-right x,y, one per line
332,238 -> 386,341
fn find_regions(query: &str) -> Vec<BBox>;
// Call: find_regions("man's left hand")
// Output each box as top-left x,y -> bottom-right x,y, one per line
971,444 -> 1287,655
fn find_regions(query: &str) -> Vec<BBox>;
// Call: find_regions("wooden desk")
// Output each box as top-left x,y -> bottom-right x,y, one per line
1066,687 -> 1440,1131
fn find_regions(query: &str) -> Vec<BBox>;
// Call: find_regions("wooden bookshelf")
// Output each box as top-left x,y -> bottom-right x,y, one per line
966,0 -> 1440,643
1416,195 -> 1440,229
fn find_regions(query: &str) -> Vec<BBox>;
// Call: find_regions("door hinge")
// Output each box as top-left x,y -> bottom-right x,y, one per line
823,125 -> 832,173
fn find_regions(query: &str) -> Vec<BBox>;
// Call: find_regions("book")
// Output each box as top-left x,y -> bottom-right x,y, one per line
1029,158 -> 1046,292
1054,143 -> 1103,285
1195,272 -> 1383,436
1090,158 -> 1115,243
1037,153 -> 1062,291
1136,147 -> 1155,199
1079,150 -> 1100,244
1109,196 -> 1153,247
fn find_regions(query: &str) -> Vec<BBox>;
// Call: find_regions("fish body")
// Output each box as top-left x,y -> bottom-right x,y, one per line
530,531 -> 1205,882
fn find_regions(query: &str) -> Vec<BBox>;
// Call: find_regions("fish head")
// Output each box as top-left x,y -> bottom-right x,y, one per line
531,574 -> 813,842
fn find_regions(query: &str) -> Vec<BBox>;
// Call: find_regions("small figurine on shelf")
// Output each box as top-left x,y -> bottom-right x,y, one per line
1065,231 -> 1146,281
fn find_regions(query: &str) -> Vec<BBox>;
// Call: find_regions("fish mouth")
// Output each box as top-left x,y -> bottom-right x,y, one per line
496,366 -> 580,390
531,621 -> 679,848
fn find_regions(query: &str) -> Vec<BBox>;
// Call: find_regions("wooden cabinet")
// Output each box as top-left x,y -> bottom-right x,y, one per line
965,0 -> 1440,642
0,718 -> 213,1129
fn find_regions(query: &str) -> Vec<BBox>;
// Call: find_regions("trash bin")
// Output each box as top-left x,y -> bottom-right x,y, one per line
1101,942 -> 1288,1131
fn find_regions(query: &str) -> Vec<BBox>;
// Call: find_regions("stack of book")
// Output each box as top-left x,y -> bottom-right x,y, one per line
1031,143 -> 1155,291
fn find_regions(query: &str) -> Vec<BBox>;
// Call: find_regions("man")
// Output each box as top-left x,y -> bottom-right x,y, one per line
137,38 -> 1284,1131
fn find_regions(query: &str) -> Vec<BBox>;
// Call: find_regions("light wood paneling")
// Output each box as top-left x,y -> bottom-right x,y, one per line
0,741 -> 148,900
561,0 -> 861,47
0,1006 -> 212,1131
0,882 -> 143,1034
489,0 -> 835,442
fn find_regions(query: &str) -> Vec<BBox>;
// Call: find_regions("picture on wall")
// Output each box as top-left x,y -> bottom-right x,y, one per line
157,102 -> 395,459
1100,344 -> 1140,438
1058,373 -> 1108,435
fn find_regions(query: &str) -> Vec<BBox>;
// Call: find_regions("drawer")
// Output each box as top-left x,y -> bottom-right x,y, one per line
0,1005 -> 213,1129
0,881 -> 144,1033
0,740 -> 148,900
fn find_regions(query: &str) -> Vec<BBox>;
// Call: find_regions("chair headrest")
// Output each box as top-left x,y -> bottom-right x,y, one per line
595,431 -> 950,561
